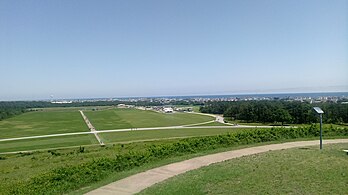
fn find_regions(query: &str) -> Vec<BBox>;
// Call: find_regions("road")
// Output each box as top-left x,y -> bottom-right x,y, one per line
85,139 -> 348,195
189,112 -> 227,124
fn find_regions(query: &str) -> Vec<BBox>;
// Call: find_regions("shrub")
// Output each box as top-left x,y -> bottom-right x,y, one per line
10,126 -> 348,194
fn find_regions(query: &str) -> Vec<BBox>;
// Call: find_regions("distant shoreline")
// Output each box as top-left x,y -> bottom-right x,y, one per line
139,91 -> 348,99
28,91 -> 348,102
2,91 -> 348,102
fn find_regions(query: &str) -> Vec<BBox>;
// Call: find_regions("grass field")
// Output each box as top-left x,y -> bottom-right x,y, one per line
99,127 -> 240,143
84,108 -> 214,130
140,143 -> 348,195
0,134 -> 98,153
0,109 -> 89,139
0,123 -> 346,194
0,127 -> 242,153
0,107 -> 225,153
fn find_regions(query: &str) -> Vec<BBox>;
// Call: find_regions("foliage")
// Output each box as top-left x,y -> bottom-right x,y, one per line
200,100 -> 348,124
8,126 -> 348,194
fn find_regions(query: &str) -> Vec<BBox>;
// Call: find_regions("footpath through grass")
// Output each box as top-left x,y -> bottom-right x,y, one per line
84,108 -> 214,130
0,109 -> 89,139
140,143 -> 348,195
0,125 -> 346,194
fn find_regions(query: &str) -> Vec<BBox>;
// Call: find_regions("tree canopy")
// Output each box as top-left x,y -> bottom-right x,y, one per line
200,100 -> 348,124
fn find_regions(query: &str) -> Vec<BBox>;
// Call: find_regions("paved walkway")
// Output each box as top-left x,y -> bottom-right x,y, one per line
79,110 -> 104,146
86,139 -> 348,195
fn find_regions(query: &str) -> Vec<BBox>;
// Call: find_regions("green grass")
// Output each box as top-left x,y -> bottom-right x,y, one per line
0,140 -> 127,192
98,127 -> 240,143
0,134 -> 98,153
0,127 -> 346,195
84,108 -> 214,130
0,110 -> 89,139
140,143 -> 348,195
192,106 -> 201,112
0,136 -> 330,195
1,137 -> 228,194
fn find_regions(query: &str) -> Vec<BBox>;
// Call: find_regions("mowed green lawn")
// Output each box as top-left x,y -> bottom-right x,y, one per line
140,143 -> 348,195
0,134 -> 97,153
0,110 -> 88,139
84,108 -> 214,130
99,127 -> 239,143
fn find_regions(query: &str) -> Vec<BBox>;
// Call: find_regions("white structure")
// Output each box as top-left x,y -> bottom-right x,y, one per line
163,107 -> 174,113
117,104 -> 127,108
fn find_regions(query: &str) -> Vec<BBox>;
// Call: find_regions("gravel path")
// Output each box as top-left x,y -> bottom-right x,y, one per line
85,139 -> 348,195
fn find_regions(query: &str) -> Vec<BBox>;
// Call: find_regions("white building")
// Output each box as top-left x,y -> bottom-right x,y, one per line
163,107 -> 174,113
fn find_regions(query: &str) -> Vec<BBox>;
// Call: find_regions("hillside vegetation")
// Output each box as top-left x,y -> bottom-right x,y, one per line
140,143 -> 348,195
1,125 -> 347,194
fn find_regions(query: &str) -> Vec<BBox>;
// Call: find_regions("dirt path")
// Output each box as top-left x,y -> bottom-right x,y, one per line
85,139 -> 348,195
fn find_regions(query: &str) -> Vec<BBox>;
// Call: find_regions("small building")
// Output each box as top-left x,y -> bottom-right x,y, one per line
163,107 -> 174,113
117,104 -> 128,108
175,107 -> 193,112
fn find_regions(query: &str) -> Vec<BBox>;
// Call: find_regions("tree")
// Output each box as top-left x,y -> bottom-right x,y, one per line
272,109 -> 292,125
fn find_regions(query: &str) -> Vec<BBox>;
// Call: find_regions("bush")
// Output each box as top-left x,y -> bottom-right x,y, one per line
10,126 -> 348,194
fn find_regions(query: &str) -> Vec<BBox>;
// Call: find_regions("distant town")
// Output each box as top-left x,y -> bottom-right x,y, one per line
50,92 -> 348,104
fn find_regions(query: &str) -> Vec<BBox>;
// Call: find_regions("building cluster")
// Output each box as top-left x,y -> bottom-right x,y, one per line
49,93 -> 347,105
126,105 -> 192,113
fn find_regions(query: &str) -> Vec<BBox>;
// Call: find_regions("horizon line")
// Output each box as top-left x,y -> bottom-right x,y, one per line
1,91 -> 348,102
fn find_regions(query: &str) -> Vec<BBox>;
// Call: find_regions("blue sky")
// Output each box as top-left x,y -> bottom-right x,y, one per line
0,0 -> 347,100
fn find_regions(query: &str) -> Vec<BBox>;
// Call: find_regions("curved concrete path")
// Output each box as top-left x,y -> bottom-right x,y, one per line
86,139 -> 348,195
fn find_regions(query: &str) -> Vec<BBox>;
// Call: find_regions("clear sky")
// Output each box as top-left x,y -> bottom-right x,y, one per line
0,0 -> 347,100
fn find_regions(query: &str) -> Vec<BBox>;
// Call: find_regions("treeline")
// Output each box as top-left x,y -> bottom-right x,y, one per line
200,101 -> 348,124
0,107 -> 26,121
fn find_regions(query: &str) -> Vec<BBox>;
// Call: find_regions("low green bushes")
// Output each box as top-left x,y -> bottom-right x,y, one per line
10,125 -> 348,194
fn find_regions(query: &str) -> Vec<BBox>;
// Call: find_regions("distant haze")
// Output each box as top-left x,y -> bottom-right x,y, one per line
1,0 -> 347,101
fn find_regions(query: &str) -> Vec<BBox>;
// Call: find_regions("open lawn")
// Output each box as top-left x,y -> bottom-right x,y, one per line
0,134 -> 97,153
99,127 -> 240,143
84,108 -> 214,130
0,127 -> 243,153
0,123 -> 346,194
0,110 -> 89,139
140,143 -> 348,195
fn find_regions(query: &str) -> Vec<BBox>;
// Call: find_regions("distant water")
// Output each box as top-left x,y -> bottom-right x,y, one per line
152,92 -> 348,99
65,92 -> 348,101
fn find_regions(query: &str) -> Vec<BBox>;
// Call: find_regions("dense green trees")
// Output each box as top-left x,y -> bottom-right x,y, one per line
0,102 -> 28,120
200,101 -> 348,124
